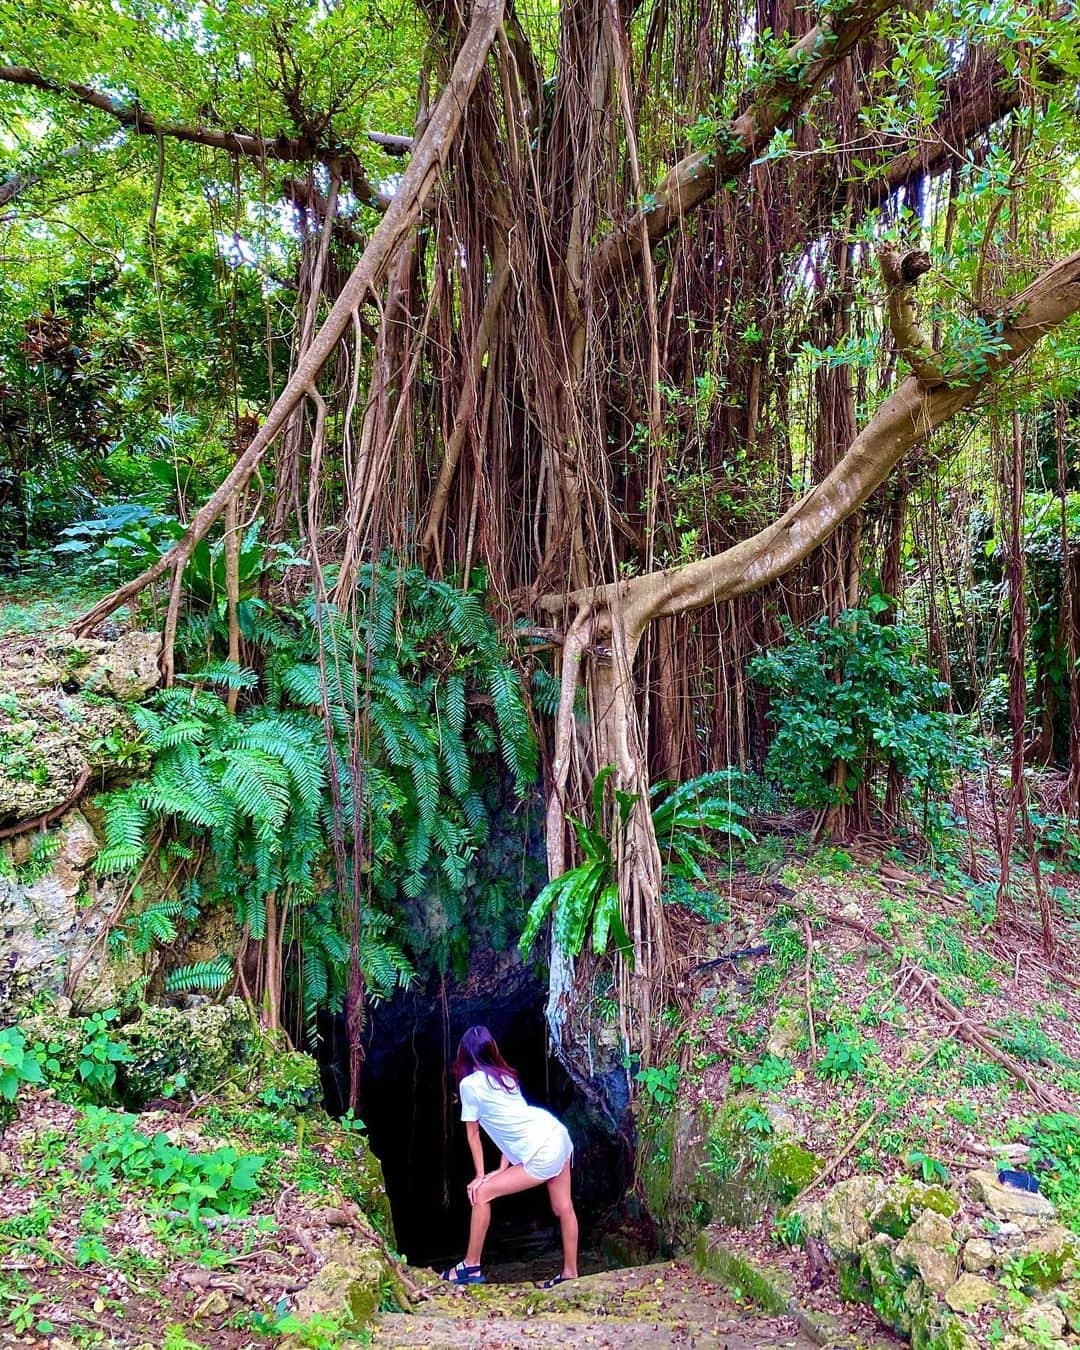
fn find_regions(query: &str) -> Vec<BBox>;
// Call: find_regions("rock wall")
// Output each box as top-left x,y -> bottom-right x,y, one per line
799,1170 -> 1079,1348
1,807 -> 157,1019
0,628 -> 162,1020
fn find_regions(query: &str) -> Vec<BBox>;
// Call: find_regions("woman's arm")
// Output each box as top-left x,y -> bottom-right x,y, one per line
465,1120 -> 485,1180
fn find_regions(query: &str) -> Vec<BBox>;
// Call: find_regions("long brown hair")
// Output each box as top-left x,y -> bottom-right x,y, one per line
452,1025 -> 519,1091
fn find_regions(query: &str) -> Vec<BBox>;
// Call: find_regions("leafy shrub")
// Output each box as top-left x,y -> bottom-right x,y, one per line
818,1027 -> 876,1082
0,1026 -> 43,1130
1019,1113 -> 1080,1231
636,1062 -> 681,1112
76,1106 -> 266,1219
520,768 -> 752,961
258,1049 -> 321,1112
730,1054 -> 795,1091
75,1010 -> 134,1102
749,609 -> 977,826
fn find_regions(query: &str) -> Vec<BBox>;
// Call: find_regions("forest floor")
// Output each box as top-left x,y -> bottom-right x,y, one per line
645,795 -> 1080,1336
0,1090 -> 891,1350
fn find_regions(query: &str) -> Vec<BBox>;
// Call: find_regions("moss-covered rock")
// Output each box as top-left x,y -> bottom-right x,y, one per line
282,1236 -> 399,1343
869,1180 -> 959,1239
765,1141 -> 822,1203
894,1208 -> 957,1296
0,631 -> 158,827
121,999 -> 256,1104
640,1094 -> 825,1246
943,1273 -> 997,1314
310,1119 -> 396,1243
17,998 -> 257,1105
693,1229 -> 791,1316
799,1174 -> 885,1260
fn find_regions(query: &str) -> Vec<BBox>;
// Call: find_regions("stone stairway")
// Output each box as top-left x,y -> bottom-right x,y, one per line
373,1261 -> 820,1348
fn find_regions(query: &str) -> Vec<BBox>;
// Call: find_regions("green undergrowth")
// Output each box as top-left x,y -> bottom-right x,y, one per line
0,566 -> 112,639
643,835 -> 1080,1251
0,1082 -> 398,1346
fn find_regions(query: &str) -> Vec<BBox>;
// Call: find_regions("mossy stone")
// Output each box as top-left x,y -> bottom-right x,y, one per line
870,1181 -> 959,1239
121,999 -> 255,1104
285,1240 -> 393,1338
765,1142 -> 822,1204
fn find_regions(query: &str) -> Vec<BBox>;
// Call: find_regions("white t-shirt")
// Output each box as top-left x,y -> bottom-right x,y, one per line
459,1070 -> 560,1165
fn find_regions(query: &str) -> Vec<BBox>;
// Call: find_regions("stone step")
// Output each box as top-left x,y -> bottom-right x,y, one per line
374,1262 -> 818,1348
374,1309 -> 813,1347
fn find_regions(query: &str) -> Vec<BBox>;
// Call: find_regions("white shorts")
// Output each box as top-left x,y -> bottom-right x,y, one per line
522,1123 -> 574,1181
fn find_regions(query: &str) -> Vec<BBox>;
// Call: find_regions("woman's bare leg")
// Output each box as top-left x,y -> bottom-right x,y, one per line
546,1161 -> 578,1278
464,1164 -> 543,1266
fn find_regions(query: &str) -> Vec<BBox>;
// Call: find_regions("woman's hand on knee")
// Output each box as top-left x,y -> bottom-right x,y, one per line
466,1175 -> 486,1205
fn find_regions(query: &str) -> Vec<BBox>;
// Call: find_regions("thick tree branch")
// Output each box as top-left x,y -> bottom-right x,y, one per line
593,0 -> 908,281
71,0 -> 506,654
0,64 -> 393,211
544,248 -> 1080,632
880,247 -> 944,385
837,20 -> 1069,219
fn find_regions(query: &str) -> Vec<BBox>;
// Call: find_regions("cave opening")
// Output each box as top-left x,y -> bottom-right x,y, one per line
317,959 -> 644,1277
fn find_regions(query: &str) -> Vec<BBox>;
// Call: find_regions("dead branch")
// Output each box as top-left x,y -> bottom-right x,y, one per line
826,909 -> 1070,1111
789,1043 -> 940,1207
802,918 -> 818,1061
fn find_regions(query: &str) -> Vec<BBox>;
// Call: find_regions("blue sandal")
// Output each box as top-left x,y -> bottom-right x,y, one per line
441,1261 -> 485,1285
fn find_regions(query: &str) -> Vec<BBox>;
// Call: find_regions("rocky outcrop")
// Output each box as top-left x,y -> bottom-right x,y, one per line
799,1167 -> 1080,1349
640,1094 -> 823,1248
0,629 -> 163,1019
1,807 -> 156,1019
0,628 -> 159,827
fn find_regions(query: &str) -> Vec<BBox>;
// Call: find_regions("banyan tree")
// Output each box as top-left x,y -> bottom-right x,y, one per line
3,0 -> 1079,1081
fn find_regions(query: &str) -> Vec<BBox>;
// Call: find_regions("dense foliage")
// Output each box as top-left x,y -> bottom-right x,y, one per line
97,565 -> 537,1025
750,609 -> 979,833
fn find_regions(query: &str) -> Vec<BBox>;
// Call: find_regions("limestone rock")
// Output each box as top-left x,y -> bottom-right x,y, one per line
765,1004 -> 804,1058
0,629 -> 158,826
869,1179 -> 958,1239
764,1103 -> 797,1138
968,1169 -> 1056,1221
894,1208 -> 956,1296
962,1237 -> 998,1272
803,1175 -> 885,1259
287,1238 -> 392,1339
944,1273 -> 998,1314
1016,1300 -> 1067,1340
0,809 -> 154,1018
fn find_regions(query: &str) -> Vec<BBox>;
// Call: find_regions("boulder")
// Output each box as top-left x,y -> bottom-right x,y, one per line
894,1208 -> 956,1296
805,1175 -> 885,1260
944,1273 -> 998,1314
868,1179 -> 958,1238
1016,1299 -> 1068,1340
764,1103 -> 798,1138
962,1237 -> 997,1272
285,1237 -> 398,1341
968,1169 -> 1057,1222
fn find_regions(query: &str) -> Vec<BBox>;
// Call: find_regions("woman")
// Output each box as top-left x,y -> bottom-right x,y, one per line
441,1025 -> 578,1288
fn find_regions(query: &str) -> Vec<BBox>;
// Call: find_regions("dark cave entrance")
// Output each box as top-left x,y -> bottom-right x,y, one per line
317,959 -> 640,1275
